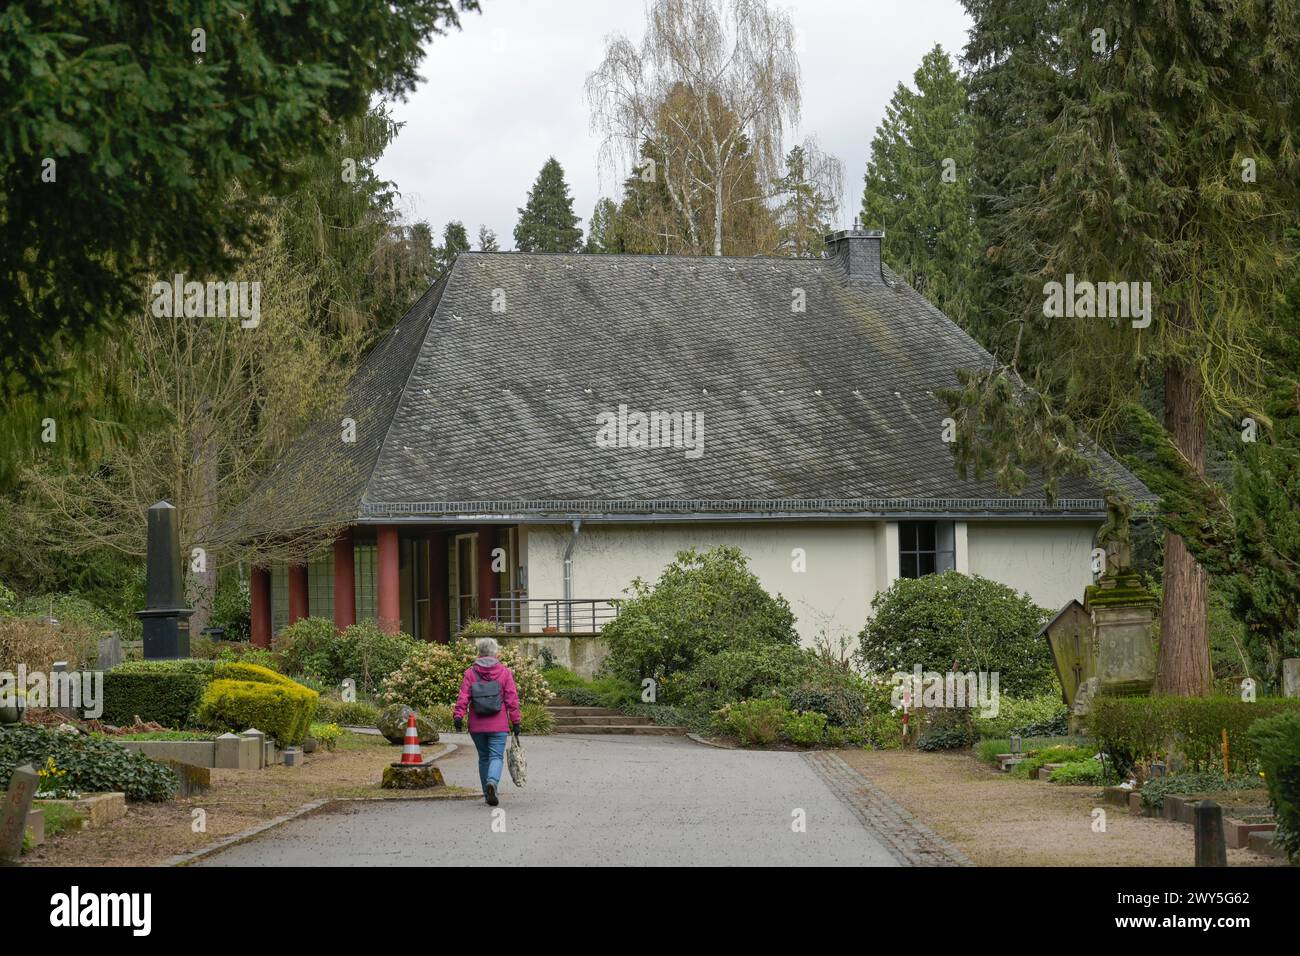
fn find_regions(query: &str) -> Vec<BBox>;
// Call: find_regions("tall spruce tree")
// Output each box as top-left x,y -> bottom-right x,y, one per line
774,142 -> 842,258
438,220 -> 471,272
514,157 -> 583,253
585,198 -> 623,253
1,0 -> 479,393
952,0 -> 1300,695
861,45 -> 978,328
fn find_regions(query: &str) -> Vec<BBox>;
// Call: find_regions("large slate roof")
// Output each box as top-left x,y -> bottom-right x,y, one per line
233,248 -> 1152,529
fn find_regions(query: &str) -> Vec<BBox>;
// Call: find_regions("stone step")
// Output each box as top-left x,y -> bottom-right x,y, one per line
552,724 -> 688,736
552,714 -> 654,726
547,706 -> 625,717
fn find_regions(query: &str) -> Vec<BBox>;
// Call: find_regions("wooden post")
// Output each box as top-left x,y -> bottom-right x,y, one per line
1194,800 -> 1227,866
1221,727 -> 1230,776
0,764 -> 38,865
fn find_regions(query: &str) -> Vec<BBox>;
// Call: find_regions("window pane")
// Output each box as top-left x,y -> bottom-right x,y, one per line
936,521 -> 955,553
900,553 -> 918,579
936,550 -> 955,573
917,522 -> 936,551
919,553 -> 936,576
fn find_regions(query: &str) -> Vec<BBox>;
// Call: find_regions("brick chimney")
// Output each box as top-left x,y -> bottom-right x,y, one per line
825,227 -> 886,285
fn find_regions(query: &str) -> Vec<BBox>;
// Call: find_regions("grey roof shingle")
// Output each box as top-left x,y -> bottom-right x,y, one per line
234,251 -> 1152,528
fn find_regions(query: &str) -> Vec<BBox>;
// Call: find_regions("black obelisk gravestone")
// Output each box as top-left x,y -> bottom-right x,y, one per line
137,500 -> 194,659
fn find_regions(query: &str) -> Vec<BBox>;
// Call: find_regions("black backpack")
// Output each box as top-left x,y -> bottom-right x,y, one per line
470,668 -> 504,716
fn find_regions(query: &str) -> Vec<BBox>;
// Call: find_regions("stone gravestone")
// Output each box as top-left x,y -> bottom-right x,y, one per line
97,632 -> 124,671
1283,659 -> 1300,699
51,661 -> 76,717
136,501 -> 194,659
0,764 -> 39,866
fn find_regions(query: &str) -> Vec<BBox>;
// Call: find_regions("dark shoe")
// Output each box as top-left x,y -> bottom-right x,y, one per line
485,782 -> 499,806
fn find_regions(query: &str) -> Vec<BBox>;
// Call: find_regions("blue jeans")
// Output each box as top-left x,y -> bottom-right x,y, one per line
471,732 -> 508,793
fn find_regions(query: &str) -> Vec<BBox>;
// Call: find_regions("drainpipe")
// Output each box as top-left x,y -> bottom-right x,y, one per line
562,519 -> 582,632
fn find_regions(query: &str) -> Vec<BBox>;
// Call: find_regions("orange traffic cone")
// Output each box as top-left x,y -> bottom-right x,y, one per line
399,713 -> 423,765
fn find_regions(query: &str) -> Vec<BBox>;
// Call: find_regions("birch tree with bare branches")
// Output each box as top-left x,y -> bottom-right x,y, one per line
587,0 -> 802,257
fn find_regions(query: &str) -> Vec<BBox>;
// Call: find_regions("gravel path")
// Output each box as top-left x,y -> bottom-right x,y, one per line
197,734 -> 904,866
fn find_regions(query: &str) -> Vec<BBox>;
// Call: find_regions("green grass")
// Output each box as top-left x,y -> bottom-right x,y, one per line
975,736 -> 1091,764
36,801 -> 87,837
1011,745 -> 1099,779
22,801 -> 87,852
336,730 -> 392,751
111,730 -> 218,741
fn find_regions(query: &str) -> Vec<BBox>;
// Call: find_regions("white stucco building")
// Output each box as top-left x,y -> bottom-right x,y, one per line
232,229 -> 1150,653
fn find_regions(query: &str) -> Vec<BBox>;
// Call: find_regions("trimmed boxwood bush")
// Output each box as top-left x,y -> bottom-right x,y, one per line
197,665 -> 318,745
1090,695 -> 1300,775
0,725 -> 176,801
1248,710 -> 1300,863
101,659 -> 216,727
855,571 -> 1054,697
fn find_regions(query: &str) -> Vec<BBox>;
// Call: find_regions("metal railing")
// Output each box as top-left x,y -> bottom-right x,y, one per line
489,597 -> 621,633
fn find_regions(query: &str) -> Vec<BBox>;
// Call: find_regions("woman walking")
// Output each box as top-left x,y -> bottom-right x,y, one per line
453,637 -> 522,806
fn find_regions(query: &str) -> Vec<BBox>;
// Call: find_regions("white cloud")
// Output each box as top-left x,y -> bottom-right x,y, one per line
374,0 -> 972,248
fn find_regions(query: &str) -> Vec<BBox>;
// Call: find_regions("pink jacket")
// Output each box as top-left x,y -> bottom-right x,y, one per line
453,658 -> 523,733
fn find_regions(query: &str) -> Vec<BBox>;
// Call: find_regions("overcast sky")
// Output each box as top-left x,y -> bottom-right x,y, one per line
374,0 -> 973,248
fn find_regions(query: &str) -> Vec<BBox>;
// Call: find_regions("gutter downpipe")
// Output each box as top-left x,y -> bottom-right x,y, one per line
562,519 -> 582,632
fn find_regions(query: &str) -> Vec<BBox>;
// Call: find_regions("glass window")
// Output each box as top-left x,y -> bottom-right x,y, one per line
308,553 -> 334,620
354,543 -> 377,623
899,521 -> 956,579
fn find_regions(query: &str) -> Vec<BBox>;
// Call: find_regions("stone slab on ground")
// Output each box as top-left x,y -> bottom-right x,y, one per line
1247,829 -> 1288,859
39,792 -> 125,830
1225,818 -> 1276,850
25,807 -> 44,847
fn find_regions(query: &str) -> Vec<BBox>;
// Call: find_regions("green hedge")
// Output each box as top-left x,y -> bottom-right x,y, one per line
1248,711 -> 1300,863
1090,695 -> 1300,775
0,725 -> 177,801
100,659 -> 217,727
197,667 -> 318,745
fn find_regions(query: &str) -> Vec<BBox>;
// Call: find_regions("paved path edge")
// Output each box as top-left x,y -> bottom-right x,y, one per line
164,742 -> 473,867
804,751 -> 973,867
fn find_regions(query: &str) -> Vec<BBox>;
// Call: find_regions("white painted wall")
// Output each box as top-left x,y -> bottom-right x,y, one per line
519,519 -> 1099,650
966,521 -> 1099,615
523,522 -> 880,647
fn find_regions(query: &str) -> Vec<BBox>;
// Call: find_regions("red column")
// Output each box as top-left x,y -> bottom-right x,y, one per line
287,563 -> 309,624
250,567 -> 271,648
333,528 -> 356,631
377,525 -> 400,634
477,525 -> 499,624
430,532 -> 450,643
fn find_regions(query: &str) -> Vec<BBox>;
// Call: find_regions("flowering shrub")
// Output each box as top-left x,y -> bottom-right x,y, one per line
712,698 -> 790,746
379,637 -> 551,711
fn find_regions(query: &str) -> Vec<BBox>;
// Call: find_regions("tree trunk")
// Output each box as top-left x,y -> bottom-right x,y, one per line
1155,348 -> 1211,695
186,402 -> 218,640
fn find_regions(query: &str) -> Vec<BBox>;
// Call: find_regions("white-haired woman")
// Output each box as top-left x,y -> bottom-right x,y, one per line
452,636 -> 522,806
